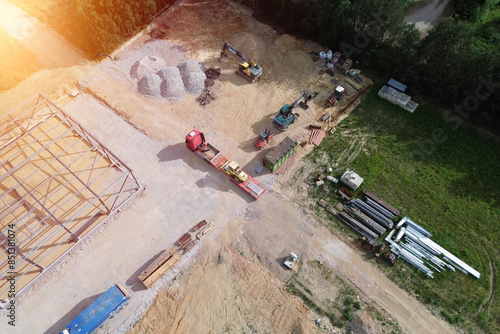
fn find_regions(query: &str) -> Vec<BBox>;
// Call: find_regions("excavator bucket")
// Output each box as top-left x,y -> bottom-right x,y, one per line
219,52 -> 229,63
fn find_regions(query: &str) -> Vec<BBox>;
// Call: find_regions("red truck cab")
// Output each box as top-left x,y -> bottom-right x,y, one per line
185,130 -> 205,151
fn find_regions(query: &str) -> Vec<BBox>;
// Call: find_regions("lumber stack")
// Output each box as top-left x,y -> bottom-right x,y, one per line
309,125 -> 325,146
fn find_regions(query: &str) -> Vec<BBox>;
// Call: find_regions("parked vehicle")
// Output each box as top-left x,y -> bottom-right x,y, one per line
185,130 -> 266,199
60,284 -> 130,334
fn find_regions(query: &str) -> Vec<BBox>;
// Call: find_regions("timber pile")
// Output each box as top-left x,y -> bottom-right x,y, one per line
309,125 -> 325,146
138,220 -> 215,288
138,247 -> 181,288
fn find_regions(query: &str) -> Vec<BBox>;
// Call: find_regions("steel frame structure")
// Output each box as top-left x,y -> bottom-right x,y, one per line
0,94 -> 143,300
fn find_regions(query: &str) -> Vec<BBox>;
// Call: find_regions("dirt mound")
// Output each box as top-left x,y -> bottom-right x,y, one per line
273,34 -> 301,53
182,71 -> 206,95
228,32 -> 267,62
159,67 -> 186,101
131,56 -> 167,80
137,73 -> 161,96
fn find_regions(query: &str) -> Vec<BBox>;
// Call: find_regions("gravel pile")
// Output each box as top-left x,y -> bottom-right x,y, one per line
182,71 -> 207,95
137,74 -> 162,96
177,59 -> 205,73
158,67 -> 186,101
131,56 -> 167,80
177,60 -> 206,95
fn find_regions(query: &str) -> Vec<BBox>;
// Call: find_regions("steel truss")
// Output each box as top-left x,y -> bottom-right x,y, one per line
0,94 -> 143,300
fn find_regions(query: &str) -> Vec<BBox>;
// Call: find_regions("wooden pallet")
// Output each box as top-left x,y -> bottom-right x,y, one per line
196,221 -> 215,240
138,247 -> 181,288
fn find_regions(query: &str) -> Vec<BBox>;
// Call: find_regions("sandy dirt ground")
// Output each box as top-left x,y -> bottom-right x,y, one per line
0,1 -> 459,334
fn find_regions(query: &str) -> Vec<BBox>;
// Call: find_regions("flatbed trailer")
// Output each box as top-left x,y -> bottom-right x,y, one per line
186,130 -> 266,199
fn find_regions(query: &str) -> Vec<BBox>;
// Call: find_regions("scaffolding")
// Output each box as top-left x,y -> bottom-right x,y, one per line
0,94 -> 143,300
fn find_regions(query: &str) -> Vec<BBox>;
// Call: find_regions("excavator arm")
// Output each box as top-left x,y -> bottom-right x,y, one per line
289,92 -> 307,110
220,43 -> 248,62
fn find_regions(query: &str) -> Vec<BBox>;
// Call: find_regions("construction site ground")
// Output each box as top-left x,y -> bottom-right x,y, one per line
0,1 -> 458,333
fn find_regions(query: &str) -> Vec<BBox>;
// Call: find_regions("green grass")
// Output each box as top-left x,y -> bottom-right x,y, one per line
303,83 -> 500,333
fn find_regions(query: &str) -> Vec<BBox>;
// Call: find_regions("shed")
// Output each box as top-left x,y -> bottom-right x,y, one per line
387,78 -> 407,93
340,170 -> 364,190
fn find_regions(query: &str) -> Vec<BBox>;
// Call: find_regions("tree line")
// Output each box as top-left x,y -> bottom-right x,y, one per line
45,0 -> 175,58
254,0 -> 500,133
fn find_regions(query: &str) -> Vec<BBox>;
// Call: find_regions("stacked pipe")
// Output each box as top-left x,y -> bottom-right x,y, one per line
344,205 -> 386,235
391,245 -> 434,278
350,199 -> 394,229
337,212 -> 378,241
365,198 -> 396,219
363,189 -> 401,216
406,239 -> 455,272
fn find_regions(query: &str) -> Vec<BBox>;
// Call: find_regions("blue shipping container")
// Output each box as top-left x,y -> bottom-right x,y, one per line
61,284 -> 130,334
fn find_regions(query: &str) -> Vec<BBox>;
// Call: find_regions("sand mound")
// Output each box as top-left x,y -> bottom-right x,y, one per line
137,74 -> 161,96
131,56 -> 167,80
273,34 -> 300,53
182,72 -> 206,95
228,32 -> 267,62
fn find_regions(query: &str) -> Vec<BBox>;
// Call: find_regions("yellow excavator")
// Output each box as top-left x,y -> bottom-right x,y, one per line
222,160 -> 249,183
219,42 -> 262,82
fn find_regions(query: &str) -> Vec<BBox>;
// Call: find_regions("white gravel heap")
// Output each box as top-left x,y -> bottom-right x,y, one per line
177,59 -> 205,73
131,56 -> 167,80
137,74 -> 162,97
158,67 -> 186,101
177,60 -> 206,95
182,72 -> 207,95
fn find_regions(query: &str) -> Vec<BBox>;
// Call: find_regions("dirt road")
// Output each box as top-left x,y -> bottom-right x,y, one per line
405,0 -> 455,32
0,0 -> 86,68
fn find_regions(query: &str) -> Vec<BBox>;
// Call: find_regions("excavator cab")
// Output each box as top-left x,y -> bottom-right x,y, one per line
223,161 -> 249,183
220,43 -> 262,82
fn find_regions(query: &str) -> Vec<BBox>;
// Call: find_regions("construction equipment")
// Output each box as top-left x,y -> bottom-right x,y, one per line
185,130 -> 266,199
284,252 -> 298,269
222,160 -> 248,183
273,92 -> 307,131
263,137 -> 298,172
254,128 -> 272,149
219,42 -> 262,82
326,85 -> 345,108
60,284 -> 130,334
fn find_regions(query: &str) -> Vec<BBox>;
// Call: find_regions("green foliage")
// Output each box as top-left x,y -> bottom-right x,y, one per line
23,0 -> 175,58
305,86 -> 500,333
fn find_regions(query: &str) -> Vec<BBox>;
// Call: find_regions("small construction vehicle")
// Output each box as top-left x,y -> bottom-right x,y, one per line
326,85 -> 345,108
219,42 -> 262,82
254,128 -> 272,149
222,160 -> 249,183
273,92 -> 307,131
284,252 -> 298,269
